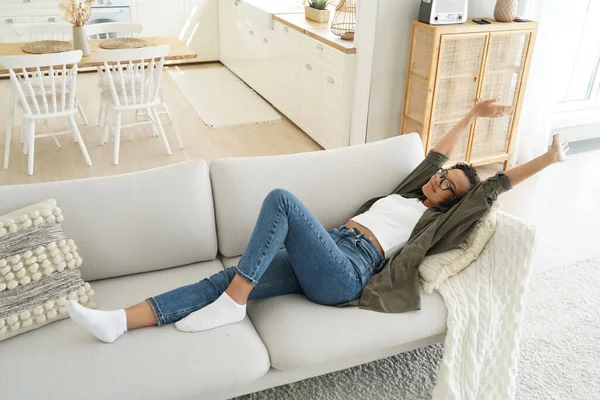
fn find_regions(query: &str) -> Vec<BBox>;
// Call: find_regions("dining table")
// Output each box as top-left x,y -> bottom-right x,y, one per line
0,36 -> 198,74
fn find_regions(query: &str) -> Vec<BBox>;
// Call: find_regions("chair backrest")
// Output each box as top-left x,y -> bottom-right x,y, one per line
13,23 -> 72,42
96,45 -> 169,108
85,22 -> 144,39
0,51 -> 83,117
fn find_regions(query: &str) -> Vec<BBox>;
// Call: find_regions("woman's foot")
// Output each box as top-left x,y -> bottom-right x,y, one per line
66,300 -> 127,343
175,292 -> 246,333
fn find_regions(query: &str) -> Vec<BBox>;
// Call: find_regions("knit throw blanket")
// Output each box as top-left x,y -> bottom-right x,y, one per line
432,212 -> 537,399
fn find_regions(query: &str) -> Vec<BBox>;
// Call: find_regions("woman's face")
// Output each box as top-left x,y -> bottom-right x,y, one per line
422,168 -> 472,206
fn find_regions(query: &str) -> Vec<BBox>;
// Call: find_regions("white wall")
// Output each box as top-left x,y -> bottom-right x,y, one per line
362,0 -> 497,143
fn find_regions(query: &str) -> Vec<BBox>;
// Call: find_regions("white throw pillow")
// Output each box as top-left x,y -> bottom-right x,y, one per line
0,199 -> 95,342
418,204 -> 499,294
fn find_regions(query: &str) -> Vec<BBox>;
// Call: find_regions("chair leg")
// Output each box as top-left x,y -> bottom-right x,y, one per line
151,107 -> 171,156
68,116 -> 92,167
113,111 -> 122,165
97,100 -> 105,127
101,107 -> 111,145
5,86 -> 14,168
23,129 -> 28,155
26,121 -> 35,176
3,118 -> 12,170
146,107 -> 159,137
162,101 -> 184,149
77,99 -> 89,126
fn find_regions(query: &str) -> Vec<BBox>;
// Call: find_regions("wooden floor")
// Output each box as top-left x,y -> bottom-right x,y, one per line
0,63 -> 322,185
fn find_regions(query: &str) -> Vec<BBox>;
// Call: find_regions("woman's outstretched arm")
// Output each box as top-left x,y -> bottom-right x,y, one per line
433,99 -> 513,158
505,134 -> 569,186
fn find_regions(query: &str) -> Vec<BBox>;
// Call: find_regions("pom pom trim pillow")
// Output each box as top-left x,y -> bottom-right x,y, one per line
0,199 -> 95,342
418,204 -> 499,294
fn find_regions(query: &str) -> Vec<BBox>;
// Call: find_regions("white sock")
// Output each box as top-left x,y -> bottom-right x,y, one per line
175,292 -> 246,333
66,300 -> 127,344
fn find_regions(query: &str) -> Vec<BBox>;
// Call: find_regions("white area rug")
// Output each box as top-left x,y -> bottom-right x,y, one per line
235,258 -> 600,400
516,257 -> 600,399
168,67 -> 281,128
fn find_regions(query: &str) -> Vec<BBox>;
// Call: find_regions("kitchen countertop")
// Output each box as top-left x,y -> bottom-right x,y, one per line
273,12 -> 356,54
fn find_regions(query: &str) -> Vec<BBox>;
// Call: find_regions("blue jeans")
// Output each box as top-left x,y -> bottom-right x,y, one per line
146,189 -> 384,326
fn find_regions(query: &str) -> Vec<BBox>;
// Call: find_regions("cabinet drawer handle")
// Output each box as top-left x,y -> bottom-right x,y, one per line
48,17 -> 57,22
263,38 -> 268,43
5,18 -> 15,23
283,26 -> 289,32
23,0 -> 33,2
249,30 -> 254,35
233,1 -> 238,5
305,64 -> 312,70
327,77 -> 334,83
316,44 -> 323,51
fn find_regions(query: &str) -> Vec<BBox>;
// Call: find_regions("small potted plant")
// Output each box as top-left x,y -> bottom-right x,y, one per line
305,0 -> 332,23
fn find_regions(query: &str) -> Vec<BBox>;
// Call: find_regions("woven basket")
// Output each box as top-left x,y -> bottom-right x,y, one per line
305,6 -> 330,23
331,0 -> 356,41
494,0 -> 517,22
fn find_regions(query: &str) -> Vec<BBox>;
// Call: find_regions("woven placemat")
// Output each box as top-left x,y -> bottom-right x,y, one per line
99,38 -> 147,50
21,40 -> 73,54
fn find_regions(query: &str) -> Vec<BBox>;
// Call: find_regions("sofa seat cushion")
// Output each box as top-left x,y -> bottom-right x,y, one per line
0,260 -> 271,400
221,255 -> 447,371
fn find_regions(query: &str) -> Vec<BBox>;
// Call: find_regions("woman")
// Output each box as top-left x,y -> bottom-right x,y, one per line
67,100 -> 569,343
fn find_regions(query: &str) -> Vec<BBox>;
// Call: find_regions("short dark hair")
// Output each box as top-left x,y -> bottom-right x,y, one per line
432,163 -> 480,212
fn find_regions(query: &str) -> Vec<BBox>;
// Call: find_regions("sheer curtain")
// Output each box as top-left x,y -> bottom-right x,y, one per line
510,1 -> 567,165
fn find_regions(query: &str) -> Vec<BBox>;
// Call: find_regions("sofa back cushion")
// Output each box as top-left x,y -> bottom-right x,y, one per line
210,134 -> 425,257
0,161 -> 218,281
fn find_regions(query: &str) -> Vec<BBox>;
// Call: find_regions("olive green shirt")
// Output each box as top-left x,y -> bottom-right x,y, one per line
336,150 -> 513,313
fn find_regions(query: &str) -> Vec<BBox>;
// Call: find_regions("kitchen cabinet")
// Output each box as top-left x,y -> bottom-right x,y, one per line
134,0 -> 218,61
181,0 -> 219,61
0,0 -> 60,43
219,12 -> 356,149
135,0 -> 185,37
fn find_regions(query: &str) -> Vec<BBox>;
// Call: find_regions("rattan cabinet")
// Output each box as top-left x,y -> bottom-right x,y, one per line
401,20 -> 538,169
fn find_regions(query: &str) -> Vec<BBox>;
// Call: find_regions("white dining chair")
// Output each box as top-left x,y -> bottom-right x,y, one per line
0,51 -> 92,175
86,22 -> 183,149
85,22 -> 143,40
96,45 -> 172,164
13,22 -> 72,41
13,23 -> 89,126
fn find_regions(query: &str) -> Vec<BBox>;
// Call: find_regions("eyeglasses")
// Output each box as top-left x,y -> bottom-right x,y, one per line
434,168 -> 457,197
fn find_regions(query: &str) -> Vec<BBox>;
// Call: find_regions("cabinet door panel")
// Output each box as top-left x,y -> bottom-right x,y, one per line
218,0 -> 238,65
470,31 -> 531,163
319,71 -> 346,148
274,21 -> 301,120
429,33 -> 487,163
182,0 -> 218,61
254,29 -> 274,100
135,0 -> 184,37
299,59 -> 320,135
236,25 -> 257,84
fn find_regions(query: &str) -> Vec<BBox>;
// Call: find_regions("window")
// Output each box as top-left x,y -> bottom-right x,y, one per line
553,0 -> 600,128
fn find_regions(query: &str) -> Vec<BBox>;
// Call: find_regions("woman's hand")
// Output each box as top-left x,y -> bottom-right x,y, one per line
548,134 -> 569,163
473,99 -> 513,118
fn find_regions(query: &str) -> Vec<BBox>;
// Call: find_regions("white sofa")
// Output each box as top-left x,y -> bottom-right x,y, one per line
0,133 -> 447,400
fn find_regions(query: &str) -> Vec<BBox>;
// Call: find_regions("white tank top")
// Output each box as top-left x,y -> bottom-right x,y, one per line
350,194 -> 427,259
